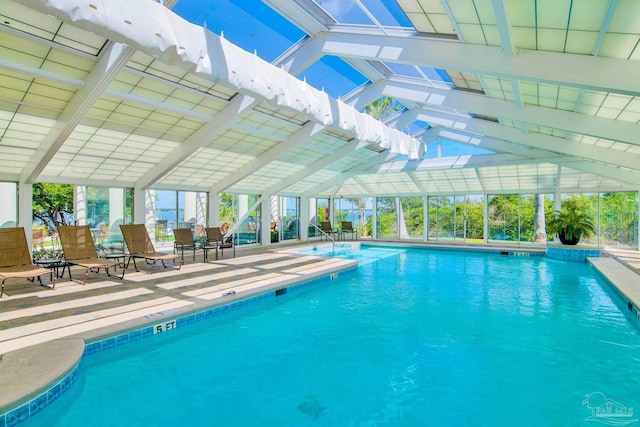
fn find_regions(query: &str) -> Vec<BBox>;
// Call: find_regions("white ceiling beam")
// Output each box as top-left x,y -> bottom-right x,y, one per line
352,176 -> 376,195
551,160 -> 640,188
20,42 -> 136,183
271,33 -> 327,75
407,172 -> 428,194
436,129 -> 561,159
373,153 -> 544,174
135,94 -> 260,189
359,79 -> 640,147
0,57 -> 84,89
317,30 -> 640,96
265,138 -> 369,195
414,109 -> 640,172
492,0 -> 516,55
208,122 -> 325,194
301,128 -> 438,196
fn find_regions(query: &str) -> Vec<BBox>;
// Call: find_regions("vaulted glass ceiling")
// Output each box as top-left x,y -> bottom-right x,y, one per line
0,0 -> 639,197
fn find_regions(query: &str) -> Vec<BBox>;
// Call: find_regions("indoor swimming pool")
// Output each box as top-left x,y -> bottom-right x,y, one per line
23,247 -> 640,426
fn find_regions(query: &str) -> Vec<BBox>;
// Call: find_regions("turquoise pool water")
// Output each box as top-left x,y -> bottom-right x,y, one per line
25,247 -> 640,426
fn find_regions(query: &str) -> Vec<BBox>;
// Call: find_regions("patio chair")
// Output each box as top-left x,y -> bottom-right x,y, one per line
320,221 -> 339,241
194,224 -> 206,240
58,225 -> 126,285
341,221 -> 358,240
155,220 -> 168,241
203,227 -> 235,261
120,224 -> 181,272
32,228 -> 45,251
0,227 -> 55,297
173,228 -> 199,262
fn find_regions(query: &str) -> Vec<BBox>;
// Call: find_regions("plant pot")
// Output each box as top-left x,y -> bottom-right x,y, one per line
558,229 -> 580,245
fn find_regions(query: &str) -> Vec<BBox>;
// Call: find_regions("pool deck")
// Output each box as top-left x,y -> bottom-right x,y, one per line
1,241 -> 639,417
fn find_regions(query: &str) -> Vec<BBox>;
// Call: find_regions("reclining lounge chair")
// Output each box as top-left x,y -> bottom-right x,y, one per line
58,225 -> 126,285
203,227 -> 235,261
0,227 -> 55,297
173,228 -> 199,262
120,224 -> 181,272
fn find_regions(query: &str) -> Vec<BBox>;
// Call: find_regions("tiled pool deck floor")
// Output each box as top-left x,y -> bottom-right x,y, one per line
0,242 -> 638,420
0,245 -> 356,355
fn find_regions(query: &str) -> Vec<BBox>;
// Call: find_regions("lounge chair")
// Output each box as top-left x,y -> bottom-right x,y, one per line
58,225 -> 126,285
32,228 -> 45,250
341,221 -> 358,240
320,221 -> 339,241
0,227 -> 55,297
120,224 -> 181,272
173,228 -> 199,262
203,227 -> 235,261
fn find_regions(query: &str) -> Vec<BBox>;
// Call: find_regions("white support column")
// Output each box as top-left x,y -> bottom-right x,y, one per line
2,182 -> 18,228
261,195 -> 272,246
483,193 -> 489,244
18,183 -> 32,246
423,195 -> 429,241
183,192 -> 197,225
300,196 -> 309,241
133,188 -> 146,224
108,188 -> 124,234
74,186 -> 87,225
208,193 -> 220,226
372,197 -> 378,239
142,189 -> 155,238
270,195 -> 279,234
196,192 -> 207,226
238,195 -> 249,232
637,192 -> 640,250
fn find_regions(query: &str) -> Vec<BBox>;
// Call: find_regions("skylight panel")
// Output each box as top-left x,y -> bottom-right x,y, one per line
173,0 -> 304,63
298,56 -> 368,99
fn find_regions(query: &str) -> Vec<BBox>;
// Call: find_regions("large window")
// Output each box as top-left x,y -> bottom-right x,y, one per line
376,197 -> 397,238
218,193 -> 261,246
153,190 -> 206,240
488,194 -> 553,243
280,196 -> 299,242
400,197 -> 423,239
85,186 -> 133,247
308,198 -> 330,238
600,192 -> 638,248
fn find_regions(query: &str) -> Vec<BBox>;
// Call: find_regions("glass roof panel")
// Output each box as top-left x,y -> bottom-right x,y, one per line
173,0 -> 304,63
298,56 -> 368,99
317,0 -> 413,27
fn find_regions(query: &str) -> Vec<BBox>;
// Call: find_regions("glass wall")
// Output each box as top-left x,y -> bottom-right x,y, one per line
488,194 -> 553,243
600,192 -> 638,248
330,197 -> 372,238
85,186 -> 133,251
400,196 -> 424,239
218,193 -> 261,246
280,196 -> 299,242
153,190 -> 206,240
560,192 -> 639,248
466,195 -> 485,242
376,197 -> 397,238
427,195 -> 481,241
308,198 -> 330,238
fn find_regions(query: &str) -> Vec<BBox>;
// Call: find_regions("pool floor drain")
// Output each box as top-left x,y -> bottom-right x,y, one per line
297,395 -> 326,420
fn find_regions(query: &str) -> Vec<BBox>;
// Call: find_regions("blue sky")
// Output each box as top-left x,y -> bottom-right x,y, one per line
172,0 -> 416,98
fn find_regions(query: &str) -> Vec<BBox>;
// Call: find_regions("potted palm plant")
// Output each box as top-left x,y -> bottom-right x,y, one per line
547,198 -> 596,245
